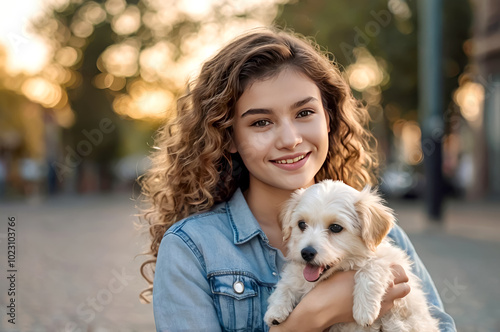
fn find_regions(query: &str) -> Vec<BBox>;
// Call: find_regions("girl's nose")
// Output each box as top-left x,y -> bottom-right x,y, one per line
276,121 -> 302,149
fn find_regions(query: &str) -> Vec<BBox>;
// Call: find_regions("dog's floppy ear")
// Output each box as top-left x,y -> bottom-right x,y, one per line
355,186 -> 395,251
280,188 -> 306,243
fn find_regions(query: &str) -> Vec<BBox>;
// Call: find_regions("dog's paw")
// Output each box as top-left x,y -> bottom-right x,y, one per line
264,306 -> 291,327
353,304 -> 379,327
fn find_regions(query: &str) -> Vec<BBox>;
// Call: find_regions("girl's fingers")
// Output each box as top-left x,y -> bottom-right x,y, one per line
390,263 -> 409,284
379,264 -> 411,318
380,282 -> 411,316
383,280 -> 411,303
392,282 -> 411,299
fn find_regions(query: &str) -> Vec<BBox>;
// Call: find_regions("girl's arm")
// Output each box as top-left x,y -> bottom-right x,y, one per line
153,232 -> 222,332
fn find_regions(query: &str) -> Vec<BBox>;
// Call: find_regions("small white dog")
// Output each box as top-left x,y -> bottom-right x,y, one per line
264,180 -> 439,332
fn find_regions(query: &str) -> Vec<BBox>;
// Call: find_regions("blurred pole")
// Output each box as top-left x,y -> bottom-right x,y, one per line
472,0 -> 500,198
484,77 -> 500,197
418,0 -> 444,221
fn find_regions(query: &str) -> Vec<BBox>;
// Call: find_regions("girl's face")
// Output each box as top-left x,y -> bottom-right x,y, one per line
230,68 -> 330,193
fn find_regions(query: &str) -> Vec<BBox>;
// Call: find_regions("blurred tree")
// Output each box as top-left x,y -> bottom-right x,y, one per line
0,45 -> 44,195
25,0 -> 285,192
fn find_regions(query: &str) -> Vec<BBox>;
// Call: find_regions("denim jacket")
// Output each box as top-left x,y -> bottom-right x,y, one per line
153,188 -> 456,332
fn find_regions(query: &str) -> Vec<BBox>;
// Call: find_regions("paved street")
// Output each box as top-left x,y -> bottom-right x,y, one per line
391,199 -> 500,332
0,192 -> 499,332
1,192 -> 156,332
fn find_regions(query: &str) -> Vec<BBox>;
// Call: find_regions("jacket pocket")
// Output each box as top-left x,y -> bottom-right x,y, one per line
210,273 -> 264,332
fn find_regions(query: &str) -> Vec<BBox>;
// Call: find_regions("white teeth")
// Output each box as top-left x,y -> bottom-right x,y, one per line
275,155 -> 305,164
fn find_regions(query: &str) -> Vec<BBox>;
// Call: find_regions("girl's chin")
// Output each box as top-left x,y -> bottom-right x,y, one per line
248,170 -> 317,192
272,178 -> 315,191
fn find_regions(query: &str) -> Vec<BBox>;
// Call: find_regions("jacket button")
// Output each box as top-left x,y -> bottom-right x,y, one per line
233,281 -> 244,294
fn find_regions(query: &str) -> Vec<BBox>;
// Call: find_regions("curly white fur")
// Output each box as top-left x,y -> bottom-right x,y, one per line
264,180 -> 439,332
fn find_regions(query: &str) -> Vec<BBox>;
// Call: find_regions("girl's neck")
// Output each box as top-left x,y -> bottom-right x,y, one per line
243,183 -> 292,256
243,183 -> 294,228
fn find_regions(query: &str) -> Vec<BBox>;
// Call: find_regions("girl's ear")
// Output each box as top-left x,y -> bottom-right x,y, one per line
229,143 -> 237,154
324,107 -> 331,133
355,186 -> 395,251
280,188 -> 306,242
229,136 -> 238,153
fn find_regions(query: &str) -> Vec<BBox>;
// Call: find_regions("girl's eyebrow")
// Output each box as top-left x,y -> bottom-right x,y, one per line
291,96 -> 318,109
241,108 -> 271,118
241,96 -> 319,118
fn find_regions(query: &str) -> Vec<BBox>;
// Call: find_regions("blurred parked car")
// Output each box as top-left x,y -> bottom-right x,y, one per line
379,163 -> 425,199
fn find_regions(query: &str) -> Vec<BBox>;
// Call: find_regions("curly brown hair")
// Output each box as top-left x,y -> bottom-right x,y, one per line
137,27 -> 378,303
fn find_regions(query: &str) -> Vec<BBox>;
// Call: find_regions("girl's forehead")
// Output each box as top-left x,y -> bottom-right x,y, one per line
244,67 -> 313,90
235,69 -> 322,114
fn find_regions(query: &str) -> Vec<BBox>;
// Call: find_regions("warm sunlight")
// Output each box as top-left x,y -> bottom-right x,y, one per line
0,0 -> 51,75
21,76 -> 66,108
1,0 -> 286,122
454,81 -> 484,125
112,80 -> 175,120
346,48 -> 387,92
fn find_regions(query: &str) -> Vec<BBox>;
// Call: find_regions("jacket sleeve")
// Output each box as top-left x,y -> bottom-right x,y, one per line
153,231 -> 222,332
388,224 -> 457,332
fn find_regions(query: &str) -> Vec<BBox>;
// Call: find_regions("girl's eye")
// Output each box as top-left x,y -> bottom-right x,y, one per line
298,221 -> 307,231
251,119 -> 271,127
297,110 -> 314,118
329,224 -> 343,233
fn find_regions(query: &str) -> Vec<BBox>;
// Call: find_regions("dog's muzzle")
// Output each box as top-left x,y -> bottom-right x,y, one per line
301,246 -> 317,262
301,246 -> 333,282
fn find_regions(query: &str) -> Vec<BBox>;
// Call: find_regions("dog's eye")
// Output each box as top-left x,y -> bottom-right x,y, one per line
298,221 -> 307,231
329,224 -> 343,233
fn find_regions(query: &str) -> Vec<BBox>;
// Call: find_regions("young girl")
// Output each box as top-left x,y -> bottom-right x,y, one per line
139,27 -> 456,331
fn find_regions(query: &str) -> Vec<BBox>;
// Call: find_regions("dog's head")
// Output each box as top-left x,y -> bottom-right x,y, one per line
280,180 -> 395,282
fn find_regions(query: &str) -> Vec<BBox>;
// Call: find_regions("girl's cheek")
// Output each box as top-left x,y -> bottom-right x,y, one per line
254,131 -> 274,147
238,131 -> 273,157
236,144 -> 262,162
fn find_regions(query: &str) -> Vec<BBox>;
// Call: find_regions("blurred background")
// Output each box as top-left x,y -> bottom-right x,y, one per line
0,0 -> 499,331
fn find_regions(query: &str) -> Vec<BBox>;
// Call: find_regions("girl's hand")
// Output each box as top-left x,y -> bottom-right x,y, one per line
269,264 -> 410,332
379,264 -> 411,317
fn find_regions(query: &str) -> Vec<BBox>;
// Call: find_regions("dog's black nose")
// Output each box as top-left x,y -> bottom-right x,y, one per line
301,246 -> 317,262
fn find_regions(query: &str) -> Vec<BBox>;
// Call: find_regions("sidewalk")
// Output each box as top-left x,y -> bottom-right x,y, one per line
391,198 -> 500,242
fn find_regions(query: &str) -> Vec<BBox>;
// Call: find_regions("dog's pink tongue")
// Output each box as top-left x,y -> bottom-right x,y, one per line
303,263 -> 324,282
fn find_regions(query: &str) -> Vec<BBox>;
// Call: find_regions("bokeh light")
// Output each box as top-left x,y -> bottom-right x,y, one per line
0,0 -> 287,122
21,76 -> 64,108
454,81 -> 484,125
401,121 -> 423,165
70,19 -> 94,38
346,48 -> 387,92
113,80 -> 175,120
101,41 -> 140,77
105,0 -> 127,16
80,1 -> 107,25
388,0 -> 412,20
392,119 -> 423,165
111,5 -> 141,35
55,46 -> 80,67
139,41 -> 173,82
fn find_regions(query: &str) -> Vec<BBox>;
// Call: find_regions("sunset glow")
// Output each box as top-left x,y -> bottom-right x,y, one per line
1,0 -> 286,121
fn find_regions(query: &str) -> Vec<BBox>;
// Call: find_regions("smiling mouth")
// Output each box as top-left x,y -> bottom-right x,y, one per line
273,153 -> 308,164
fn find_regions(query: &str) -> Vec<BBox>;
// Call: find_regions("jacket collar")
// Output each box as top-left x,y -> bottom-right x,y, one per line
226,188 -> 268,245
